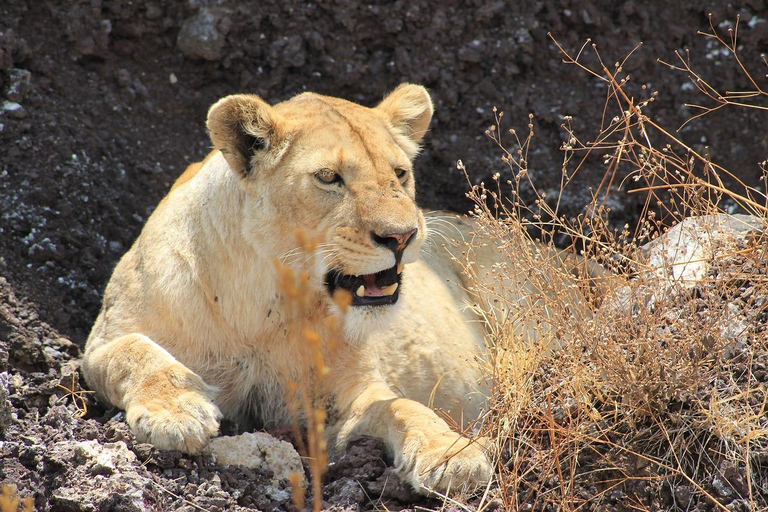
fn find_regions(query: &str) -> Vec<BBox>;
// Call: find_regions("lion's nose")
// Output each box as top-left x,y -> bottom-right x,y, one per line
371,228 -> 418,258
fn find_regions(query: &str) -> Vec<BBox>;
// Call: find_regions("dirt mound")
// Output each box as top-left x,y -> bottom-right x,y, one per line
1,1 -> 766,510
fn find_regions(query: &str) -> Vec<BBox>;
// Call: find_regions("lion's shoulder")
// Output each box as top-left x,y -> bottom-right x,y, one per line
171,150 -> 218,191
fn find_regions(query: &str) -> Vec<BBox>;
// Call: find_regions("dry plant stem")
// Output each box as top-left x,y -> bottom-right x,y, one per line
658,13 -> 768,131
274,231 -> 340,512
550,33 -> 768,218
56,373 -> 94,418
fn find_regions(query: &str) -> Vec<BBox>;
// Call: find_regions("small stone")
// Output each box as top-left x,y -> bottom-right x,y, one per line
323,477 -> 365,507
177,9 -> 226,61
43,346 -> 63,359
145,3 -> 163,20
75,36 -> 97,56
2,100 -> 22,112
6,68 -> 31,103
131,78 -> 148,97
2,100 -> 26,119
712,469 -> 734,498
131,443 -> 154,462
115,68 -> 131,88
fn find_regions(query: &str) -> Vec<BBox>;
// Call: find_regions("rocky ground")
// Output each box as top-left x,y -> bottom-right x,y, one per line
1,1 -> 767,510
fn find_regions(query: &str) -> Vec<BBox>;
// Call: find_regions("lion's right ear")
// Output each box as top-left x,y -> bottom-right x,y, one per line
206,94 -> 281,177
376,84 -> 434,145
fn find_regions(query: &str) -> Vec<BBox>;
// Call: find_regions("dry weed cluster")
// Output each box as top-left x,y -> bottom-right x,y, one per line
0,485 -> 33,512
457,18 -> 767,511
274,231 -> 353,512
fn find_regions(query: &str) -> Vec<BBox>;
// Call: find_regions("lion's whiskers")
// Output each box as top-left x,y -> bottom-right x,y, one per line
425,215 -> 465,242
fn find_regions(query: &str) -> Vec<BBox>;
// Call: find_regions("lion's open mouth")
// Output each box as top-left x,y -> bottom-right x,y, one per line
325,263 -> 404,307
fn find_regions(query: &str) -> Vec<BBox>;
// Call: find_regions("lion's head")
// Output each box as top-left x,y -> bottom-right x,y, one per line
206,84 -> 433,318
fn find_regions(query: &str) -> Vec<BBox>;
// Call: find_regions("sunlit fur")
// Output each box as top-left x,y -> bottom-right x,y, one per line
82,84 -> 495,495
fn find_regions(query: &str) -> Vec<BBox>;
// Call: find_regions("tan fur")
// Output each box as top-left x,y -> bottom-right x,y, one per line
83,84 -> 592,495
170,150 -> 216,191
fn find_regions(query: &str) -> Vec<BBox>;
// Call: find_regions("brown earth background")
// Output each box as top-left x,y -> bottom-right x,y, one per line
1,1 -> 767,510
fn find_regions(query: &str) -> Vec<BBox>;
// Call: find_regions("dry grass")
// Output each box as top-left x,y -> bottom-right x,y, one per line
55,372 -> 94,419
456,19 -> 768,511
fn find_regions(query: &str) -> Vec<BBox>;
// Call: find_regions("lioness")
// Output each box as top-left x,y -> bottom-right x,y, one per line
83,84 -> 589,495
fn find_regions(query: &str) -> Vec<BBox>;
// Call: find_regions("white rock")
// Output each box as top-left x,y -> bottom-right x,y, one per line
73,440 -> 139,474
2,100 -> 22,112
600,214 -> 765,318
210,432 -> 306,488
642,214 -> 763,288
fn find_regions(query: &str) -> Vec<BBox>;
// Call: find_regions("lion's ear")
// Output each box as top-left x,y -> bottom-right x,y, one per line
376,83 -> 434,144
206,94 -> 280,177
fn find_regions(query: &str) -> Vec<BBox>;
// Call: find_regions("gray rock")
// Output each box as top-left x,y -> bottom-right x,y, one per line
47,440 -> 157,512
177,9 -> 226,61
6,68 -> 31,103
0,372 -> 12,433
711,469 -> 735,498
267,36 -> 306,68
323,477 -> 366,507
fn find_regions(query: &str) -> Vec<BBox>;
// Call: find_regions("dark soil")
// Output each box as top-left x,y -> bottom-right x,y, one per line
1,1 -> 767,510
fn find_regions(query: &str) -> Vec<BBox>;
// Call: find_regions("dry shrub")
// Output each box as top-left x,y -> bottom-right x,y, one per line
459,19 -> 768,511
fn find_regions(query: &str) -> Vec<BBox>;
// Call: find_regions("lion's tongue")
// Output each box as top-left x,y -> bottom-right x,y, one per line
362,274 -> 383,297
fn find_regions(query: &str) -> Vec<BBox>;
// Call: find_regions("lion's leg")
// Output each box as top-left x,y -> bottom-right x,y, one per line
82,333 -> 221,453
330,382 -> 492,495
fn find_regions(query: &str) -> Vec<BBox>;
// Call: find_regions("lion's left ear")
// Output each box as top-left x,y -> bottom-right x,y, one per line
206,94 -> 282,177
376,83 -> 434,144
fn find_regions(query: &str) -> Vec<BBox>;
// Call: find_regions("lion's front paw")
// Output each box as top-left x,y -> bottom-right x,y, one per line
401,434 -> 493,496
125,366 -> 222,454
126,390 -> 222,454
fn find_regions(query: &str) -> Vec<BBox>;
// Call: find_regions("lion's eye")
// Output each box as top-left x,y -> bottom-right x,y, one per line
395,168 -> 408,180
315,169 -> 343,185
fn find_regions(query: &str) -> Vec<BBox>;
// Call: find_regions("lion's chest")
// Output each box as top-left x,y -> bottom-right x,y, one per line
189,310 -> 344,429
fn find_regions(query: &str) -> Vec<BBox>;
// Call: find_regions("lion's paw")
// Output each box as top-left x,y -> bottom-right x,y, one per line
125,372 -> 222,454
402,434 -> 493,496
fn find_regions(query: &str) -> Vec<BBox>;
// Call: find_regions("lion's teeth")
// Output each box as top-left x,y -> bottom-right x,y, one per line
397,263 -> 404,274
355,285 -> 365,297
381,283 -> 399,296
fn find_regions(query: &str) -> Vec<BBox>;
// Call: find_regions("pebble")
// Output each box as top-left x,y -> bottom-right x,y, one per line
6,68 -> 31,103
1,100 -> 26,119
176,9 -> 226,61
